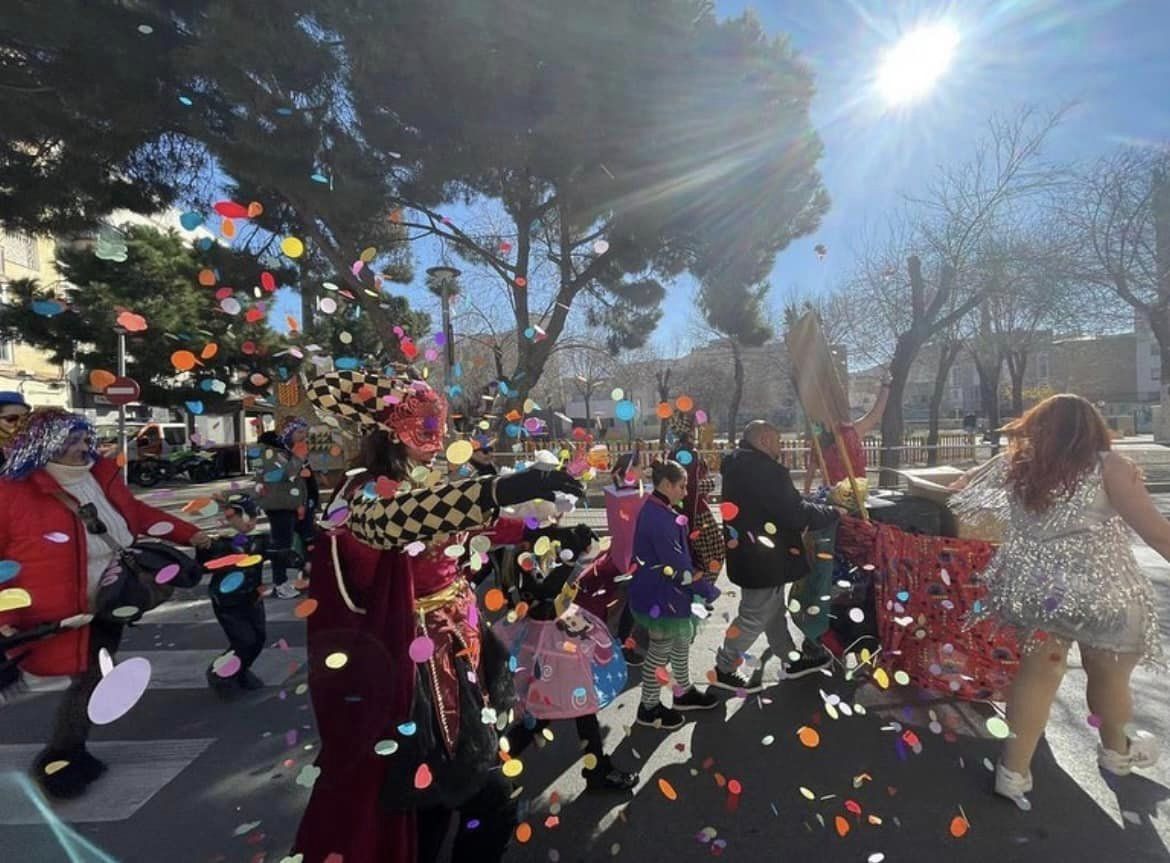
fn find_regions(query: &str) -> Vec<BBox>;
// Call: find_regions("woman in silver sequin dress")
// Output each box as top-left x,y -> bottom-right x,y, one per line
951,395 -> 1164,811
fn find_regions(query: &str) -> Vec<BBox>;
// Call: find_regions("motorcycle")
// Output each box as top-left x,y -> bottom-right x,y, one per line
132,448 -> 223,487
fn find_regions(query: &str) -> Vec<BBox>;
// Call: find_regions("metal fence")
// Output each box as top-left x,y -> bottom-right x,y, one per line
509,431 -> 979,472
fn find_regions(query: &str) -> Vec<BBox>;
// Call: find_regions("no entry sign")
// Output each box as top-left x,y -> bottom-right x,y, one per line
104,376 -> 141,406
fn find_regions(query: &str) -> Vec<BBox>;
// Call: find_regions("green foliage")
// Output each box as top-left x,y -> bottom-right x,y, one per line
0,225 -> 286,408
1,0 -> 827,407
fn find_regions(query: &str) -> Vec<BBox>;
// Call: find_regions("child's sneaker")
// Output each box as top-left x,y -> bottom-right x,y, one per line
994,762 -> 1032,811
274,582 -> 301,600
707,667 -> 764,694
672,687 -> 720,711
1099,731 -> 1160,776
636,703 -> 685,730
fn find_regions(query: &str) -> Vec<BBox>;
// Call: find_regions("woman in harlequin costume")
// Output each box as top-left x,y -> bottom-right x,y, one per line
292,368 -> 586,863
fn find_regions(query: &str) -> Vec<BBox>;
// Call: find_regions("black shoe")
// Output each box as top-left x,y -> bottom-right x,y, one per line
672,686 -> 720,711
636,703 -> 685,730
583,758 -> 639,793
76,749 -> 108,783
782,649 -> 833,680
236,669 -> 265,690
707,668 -> 764,694
32,749 -> 91,800
622,647 -> 644,667
206,666 -> 238,697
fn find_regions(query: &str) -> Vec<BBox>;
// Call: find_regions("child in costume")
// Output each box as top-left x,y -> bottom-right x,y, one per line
493,492 -> 639,792
629,459 -> 721,730
197,492 -> 269,693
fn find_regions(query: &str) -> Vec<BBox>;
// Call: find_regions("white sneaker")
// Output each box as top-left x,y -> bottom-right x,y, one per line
1099,732 -> 1160,776
994,762 -> 1033,811
274,582 -> 301,600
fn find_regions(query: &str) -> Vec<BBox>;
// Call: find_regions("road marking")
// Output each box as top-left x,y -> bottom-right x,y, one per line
0,738 -> 215,824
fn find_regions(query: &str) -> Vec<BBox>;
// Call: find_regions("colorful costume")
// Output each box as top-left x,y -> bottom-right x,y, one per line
293,369 -> 584,863
954,455 -> 1162,665
668,410 -> 724,575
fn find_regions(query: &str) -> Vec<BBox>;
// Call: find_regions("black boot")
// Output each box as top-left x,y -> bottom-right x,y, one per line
236,668 -> 265,690
76,748 -> 108,783
32,748 -> 92,799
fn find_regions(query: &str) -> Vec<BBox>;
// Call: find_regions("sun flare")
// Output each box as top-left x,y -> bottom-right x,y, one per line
876,23 -> 960,106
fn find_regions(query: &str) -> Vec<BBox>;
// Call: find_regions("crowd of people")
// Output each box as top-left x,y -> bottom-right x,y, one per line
0,373 -> 1167,860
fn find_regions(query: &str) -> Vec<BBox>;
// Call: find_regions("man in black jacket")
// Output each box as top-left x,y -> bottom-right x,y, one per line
709,421 -> 841,693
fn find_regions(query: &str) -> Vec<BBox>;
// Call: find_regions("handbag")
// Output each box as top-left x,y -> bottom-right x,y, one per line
53,492 -> 202,624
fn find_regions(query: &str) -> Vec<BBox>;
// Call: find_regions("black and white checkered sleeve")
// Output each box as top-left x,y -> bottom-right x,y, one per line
347,478 -> 496,549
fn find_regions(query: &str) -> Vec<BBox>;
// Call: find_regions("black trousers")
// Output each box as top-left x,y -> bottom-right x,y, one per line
415,771 -> 516,863
211,597 -> 266,670
266,508 -> 316,585
505,714 -> 605,762
47,620 -> 123,753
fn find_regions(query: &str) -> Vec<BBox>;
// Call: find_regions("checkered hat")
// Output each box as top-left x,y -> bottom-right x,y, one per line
306,368 -> 447,453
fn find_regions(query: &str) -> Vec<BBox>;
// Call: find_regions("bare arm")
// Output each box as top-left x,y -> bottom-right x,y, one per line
853,382 -> 890,438
1103,452 -> 1170,561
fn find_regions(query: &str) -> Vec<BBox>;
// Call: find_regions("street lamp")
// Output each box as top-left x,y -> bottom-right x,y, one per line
426,265 -> 461,384
113,324 -> 129,482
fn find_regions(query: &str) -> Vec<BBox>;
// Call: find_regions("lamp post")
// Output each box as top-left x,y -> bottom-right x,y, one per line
426,265 -> 462,385
114,324 -> 128,482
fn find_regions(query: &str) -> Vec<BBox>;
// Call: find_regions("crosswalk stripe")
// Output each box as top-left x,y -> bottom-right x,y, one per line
0,738 -> 216,825
141,597 -> 303,625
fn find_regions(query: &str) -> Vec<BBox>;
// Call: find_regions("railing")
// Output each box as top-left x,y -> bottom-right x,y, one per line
508,431 -> 980,472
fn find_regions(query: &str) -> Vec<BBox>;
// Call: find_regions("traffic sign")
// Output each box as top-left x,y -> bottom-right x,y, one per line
104,376 -> 141,406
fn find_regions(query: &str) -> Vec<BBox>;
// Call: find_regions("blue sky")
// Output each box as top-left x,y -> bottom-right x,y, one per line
271,0 -> 1169,357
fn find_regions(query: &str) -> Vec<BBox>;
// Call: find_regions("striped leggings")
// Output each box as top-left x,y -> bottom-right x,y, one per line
640,632 -> 692,707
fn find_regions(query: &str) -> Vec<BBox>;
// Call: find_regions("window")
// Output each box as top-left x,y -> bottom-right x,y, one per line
1036,353 -> 1049,382
1,231 -> 39,271
1153,367 -> 1161,382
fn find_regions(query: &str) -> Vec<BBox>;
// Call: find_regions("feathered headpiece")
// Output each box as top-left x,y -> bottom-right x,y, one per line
0,409 -> 97,480
306,368 -> 447,455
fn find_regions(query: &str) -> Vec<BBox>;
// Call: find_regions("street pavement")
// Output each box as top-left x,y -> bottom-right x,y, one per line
1,480 -> 1169,862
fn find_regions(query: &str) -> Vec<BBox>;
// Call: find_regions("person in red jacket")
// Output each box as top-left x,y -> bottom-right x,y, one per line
0,409 -> 209,799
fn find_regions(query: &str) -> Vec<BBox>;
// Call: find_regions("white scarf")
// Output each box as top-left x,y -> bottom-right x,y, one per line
45,461 -> 135,607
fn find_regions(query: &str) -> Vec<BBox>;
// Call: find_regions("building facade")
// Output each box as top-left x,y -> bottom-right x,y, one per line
0,230 -> 72,409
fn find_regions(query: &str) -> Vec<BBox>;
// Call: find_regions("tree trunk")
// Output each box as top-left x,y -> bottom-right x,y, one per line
879,335 -> 918,487
656,368 -> 672,447
583,390 -> 592,426
927,342 -> 961,466
1006,350 -> 1028,417
973,352 -> 1004,451
727,340 -> 744,447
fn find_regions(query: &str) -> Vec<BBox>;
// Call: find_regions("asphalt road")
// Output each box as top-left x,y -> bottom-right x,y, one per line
1,481 -> 1169,863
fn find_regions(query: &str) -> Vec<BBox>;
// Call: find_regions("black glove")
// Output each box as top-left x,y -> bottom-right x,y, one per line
524,524 -> 598,555
494,468 -> 585,507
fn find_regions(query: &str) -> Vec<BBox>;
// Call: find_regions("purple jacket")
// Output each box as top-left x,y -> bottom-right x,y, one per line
629,493 -> 719,619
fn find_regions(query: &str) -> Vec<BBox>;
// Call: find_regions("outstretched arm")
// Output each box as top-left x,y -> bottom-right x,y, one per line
854,380 -> 890,438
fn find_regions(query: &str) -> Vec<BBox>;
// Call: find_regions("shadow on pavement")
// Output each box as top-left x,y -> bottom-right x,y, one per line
505,674 -> 1170,863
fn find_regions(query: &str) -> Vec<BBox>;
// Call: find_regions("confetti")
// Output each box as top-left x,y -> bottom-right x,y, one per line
87,654 -> 151,724
658,778 -> 678,800
281,236 -> 305,258
325,652 -> 349,670
797,726 -> 820,748
985,717 -> 1011,739
0,588 -> 32,612
0,560 -> 21,584
516,823 -> 533,843
484,589 -> 506,612
408,636 -> 435,663
949,815 -> 969,838
294,599 -> 319,619
374,739 -> 399,756
502,758 -> 524,778
414,763 -> 433,789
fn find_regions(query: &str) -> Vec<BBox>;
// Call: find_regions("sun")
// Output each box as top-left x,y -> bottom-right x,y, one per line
876,23 -> 960,106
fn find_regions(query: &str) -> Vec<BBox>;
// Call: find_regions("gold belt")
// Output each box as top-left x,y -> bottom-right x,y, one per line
414,579 -> 467,614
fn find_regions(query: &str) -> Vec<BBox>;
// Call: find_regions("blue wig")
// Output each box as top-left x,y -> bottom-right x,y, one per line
0,409 -> 98,480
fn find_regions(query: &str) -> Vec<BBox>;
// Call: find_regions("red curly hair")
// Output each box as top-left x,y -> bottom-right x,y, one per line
1003,394 -> 1112,513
